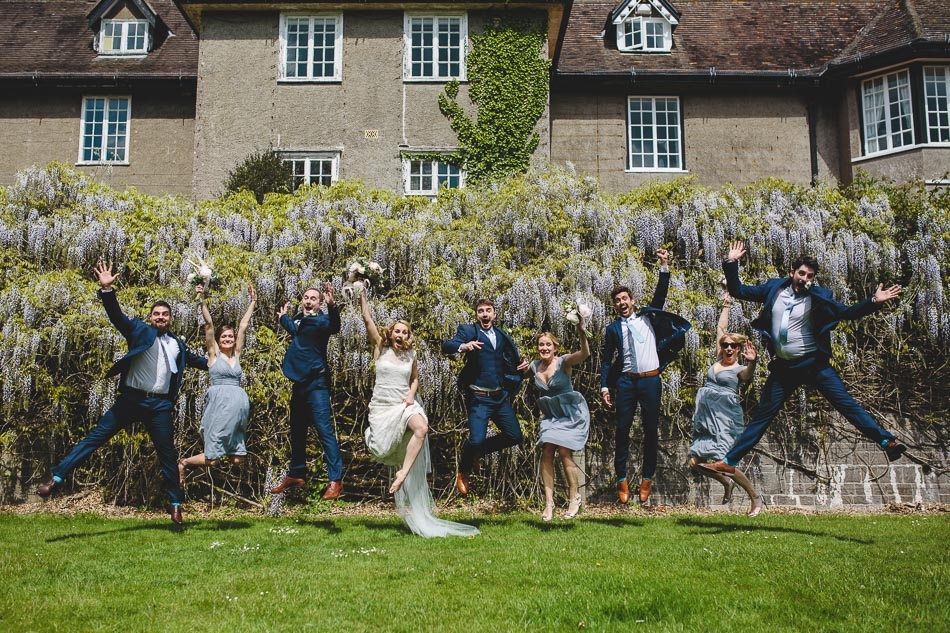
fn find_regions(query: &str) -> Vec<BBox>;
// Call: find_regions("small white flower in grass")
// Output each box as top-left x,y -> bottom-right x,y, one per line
210,541 -> 224,549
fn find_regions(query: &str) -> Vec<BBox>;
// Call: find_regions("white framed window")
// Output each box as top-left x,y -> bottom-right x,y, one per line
924,66 -> 950,144
279,14 -> 343,81
617,18 -> 671,52
627,96 -> 681,170
283,153 -> 339,189
862,70 -> 914,155
403,158 -> 463,195
404,14 -> 467,81
98,19 -> 150,55
79,96 -> 130,164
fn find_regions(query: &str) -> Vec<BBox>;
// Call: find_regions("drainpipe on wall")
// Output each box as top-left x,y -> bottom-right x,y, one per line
807,102 -> 819,186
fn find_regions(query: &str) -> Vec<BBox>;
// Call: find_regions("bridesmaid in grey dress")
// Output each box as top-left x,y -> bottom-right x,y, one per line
179,284 -> 256,483
690,293 -> 762,517
529,318 -> 590,521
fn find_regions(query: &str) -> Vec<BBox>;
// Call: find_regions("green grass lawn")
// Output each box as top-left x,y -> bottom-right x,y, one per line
0,508 -> 947,632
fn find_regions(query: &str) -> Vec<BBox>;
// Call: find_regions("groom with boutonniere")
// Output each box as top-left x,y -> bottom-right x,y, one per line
601,248 -> 691,506
443,298 -> 529,496
270,282 -> 344,500
37,262 -> 209,525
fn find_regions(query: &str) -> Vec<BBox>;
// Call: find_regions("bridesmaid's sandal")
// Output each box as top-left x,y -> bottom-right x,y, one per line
748,495 -> 764,518
721,479 -> 735,504
541,502 -> 555,522
563,494 -> 583,519
389,469 -> 408,494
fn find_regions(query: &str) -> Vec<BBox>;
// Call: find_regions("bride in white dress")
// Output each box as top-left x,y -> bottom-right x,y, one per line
358,285 -> 479,538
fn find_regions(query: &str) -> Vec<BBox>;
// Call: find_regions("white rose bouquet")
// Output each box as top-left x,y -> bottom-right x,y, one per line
563,298 -> 592,337
187,256 -> 219,290
342,258 -> 385,301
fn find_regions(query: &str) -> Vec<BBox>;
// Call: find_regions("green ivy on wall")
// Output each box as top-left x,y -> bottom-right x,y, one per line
438,13 -> 551,185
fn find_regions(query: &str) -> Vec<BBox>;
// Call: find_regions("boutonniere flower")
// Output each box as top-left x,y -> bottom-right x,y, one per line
804,280 -> 816,292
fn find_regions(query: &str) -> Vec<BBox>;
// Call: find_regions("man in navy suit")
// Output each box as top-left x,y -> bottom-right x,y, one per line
601,249 -> 691,505
269,283 -> 344,500
37,262 -> 208,525
703,240 -> 906,479
443,299 -> 528,495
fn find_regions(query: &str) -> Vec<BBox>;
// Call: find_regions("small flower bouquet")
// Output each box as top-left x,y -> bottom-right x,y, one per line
804,280 -> 817,292
187,257 -> 220,290
563,298 -> 592,337
346,258 -> 384,287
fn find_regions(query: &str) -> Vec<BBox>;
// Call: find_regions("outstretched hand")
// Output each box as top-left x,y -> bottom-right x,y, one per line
323,281 -> 335,306
248,284 -> 257,303
741,341 -> 757,363
873,283 -> 902,304
278,301 -> 289,318
94,261 -> 119,289
460,340 -> 484,353
655,248 -> 670,266
726,240 -> 747,262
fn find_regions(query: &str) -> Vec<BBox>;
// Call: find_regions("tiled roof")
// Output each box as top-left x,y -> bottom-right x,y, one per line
0,0 -> 197,79
557,0 -> 950,78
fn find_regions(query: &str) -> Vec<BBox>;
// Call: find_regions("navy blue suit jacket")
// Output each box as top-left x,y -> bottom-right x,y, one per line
600,271 -> 692,390
722,259 -> 882,359
442,323 -> 522,392
280,304 -> 341,384
99,289 -> 208,400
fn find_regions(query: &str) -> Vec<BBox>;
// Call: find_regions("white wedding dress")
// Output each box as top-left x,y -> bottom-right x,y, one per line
365,347 -> 479,538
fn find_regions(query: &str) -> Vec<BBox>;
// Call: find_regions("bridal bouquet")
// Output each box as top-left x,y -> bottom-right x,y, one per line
346,258 -> 384,287
187,257 -> 219,290
563,299 -> 592,337
342,258 -> 384,301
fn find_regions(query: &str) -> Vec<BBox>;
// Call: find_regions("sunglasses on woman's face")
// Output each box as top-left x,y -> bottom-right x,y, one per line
720,342 -> 742,350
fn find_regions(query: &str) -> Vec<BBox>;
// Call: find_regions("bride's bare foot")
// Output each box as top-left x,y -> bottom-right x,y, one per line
748,495 -> 763,518
389,469 -> 408,494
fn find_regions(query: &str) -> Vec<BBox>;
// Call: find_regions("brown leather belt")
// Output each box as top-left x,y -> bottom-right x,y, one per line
622,369 -> 660,379
121,387 -> 170,399
471,389 -> 503,397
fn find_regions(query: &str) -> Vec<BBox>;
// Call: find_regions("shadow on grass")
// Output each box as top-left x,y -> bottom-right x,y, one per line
674,517 -> 874,544
45,519 -> 255,542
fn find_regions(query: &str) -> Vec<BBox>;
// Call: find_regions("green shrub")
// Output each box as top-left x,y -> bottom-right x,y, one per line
223,149 -> 293,203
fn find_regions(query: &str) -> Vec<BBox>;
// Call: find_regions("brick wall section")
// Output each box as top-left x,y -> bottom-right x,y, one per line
551,91 -> 820,192
193,10 -> 550,199
0,90 -> 195,196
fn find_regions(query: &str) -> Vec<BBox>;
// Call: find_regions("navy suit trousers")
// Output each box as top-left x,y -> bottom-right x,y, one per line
726,361 -> 896,464
460,391 -> 523,473
613,374 -> 661,480
53,393 -> 183,504
289,382 -> 342,481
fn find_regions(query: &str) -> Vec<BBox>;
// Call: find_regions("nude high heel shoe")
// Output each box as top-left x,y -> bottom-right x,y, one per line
563,494 -> 582,519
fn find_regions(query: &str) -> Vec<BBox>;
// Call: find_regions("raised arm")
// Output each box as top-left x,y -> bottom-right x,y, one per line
324,282 -> 341,334
94,261 -> 135,337
722,241 -> 770,303
197,284 -> 217,360
358,284 -> 383,356
278,301 -> 297,335
563,320 -> 591,369
234,284 -> 257,357
647,248 -> 671,309
716,292 -> 733,342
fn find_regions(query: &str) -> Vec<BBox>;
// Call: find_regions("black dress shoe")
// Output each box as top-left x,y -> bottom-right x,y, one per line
883,440 -> 907,462
37,478 -> 60,498
168,504 -> 183,525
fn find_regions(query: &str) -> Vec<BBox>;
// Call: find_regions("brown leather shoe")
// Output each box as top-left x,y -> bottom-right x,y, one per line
700,460 -> 736,475
456,472 -> 470,496
617,479 -> 630,504
168,504 -> 183,525
321,480 -> 343,500
270,476 -> 306,494
37,478 -> 60,498
638,479 -> 653,504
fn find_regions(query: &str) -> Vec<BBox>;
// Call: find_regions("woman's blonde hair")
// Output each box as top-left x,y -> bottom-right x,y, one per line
381,319 -> 416,350
536,331 -> 560,349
